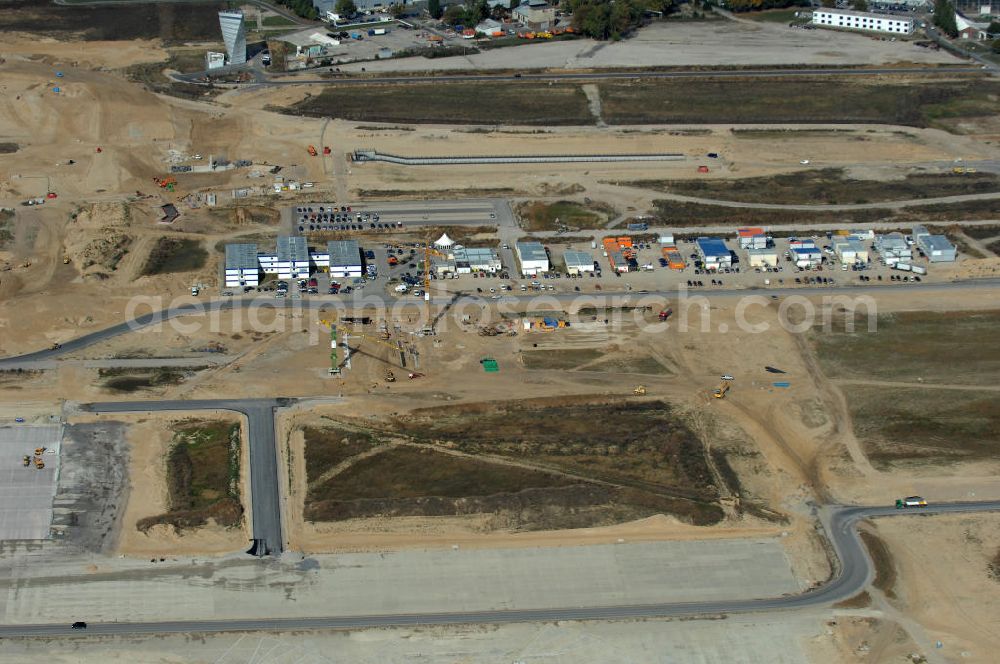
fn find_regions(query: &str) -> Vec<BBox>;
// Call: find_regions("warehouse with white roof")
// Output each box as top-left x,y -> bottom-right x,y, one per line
516,241 -> 549,276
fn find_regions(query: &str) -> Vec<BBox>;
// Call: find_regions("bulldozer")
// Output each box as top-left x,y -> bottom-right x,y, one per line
384,368 -> 396,383
22,455 -> 31,468
34,457 -> 45,470
34,447 -> 46,456
633,385 -> 647,396
307,145 -> 318,156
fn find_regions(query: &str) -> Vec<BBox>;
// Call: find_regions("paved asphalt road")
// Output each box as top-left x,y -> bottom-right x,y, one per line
83,399 -> 287,557
3,277 -> 1000,368
0,501 -> 995,637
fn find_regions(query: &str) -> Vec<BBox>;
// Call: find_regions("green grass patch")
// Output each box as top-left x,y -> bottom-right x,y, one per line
812,310 -> 1000,386
743,8 -> 809,22
516,200 -> 612,231
303,426 -> 382,485
631,169 -> 1000,205
137,420 -> 243,532
0,1 -> 226,42
100,367 -> 190,392
521,348 -> 604,370
845,386 -> 1000,467
284,81 -> 593,125
143,237 -> 208,276
0,209 -> 13,249
261,14 -> 296,26
860,530 -> 897,598
598,77 -> 1000,128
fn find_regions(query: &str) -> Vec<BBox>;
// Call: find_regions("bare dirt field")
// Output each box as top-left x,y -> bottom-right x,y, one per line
871,514 -> 1000,664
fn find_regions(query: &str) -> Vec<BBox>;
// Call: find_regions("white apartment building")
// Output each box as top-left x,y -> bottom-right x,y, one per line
812,9 -> 915,34
224,243 -> 260,288
259,236 -> 311,280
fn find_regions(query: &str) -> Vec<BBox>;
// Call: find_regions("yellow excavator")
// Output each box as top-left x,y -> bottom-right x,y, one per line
712,379 -> 732,399
633,385 -> 647,396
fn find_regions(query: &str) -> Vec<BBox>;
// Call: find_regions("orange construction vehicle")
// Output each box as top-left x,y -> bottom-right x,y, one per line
307,145 -> 318,156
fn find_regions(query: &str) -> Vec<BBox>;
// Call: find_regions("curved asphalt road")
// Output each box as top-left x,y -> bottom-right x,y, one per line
0,501 -> 995,637
3,277 -> 1000,368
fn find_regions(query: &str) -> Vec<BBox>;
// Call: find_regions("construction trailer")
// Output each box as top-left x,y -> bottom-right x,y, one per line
258,236 -> 311,280
695,237 -> 732,271
661,246 -> 686,270
736,227 -> 767,250
603,237 -> 636,273
747,247 -> 779,268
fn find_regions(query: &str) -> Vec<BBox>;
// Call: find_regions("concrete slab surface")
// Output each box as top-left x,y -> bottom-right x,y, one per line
0,538 -> 799,623
0,611 -> 822,663
0,426 -> 60,540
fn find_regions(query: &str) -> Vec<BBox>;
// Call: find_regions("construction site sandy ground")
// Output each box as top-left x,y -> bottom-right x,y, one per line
1,15 -> 1000,663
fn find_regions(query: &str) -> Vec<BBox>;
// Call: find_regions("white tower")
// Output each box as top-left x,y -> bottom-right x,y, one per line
218,10 -> 247,66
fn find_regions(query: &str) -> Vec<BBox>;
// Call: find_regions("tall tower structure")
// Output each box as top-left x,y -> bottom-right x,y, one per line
218,10 -> 247,66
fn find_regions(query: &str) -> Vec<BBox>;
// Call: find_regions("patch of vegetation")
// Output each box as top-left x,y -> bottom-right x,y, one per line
303,426 -> 381,484
989,547 -> 1000,582
393,399 -> 723,519
137,420 -> 243,533
517,200 -> 611,231
142,238 -> 208,276
860,530 -> 897,598
742,8 -> 810,22
0,1 -> 226,42
286,82 -> 593,125
355,188 -> 516,200
598,77 -> 1000,128
651,197 -> 1000,227
521,348 -> 604,370
261,14 -> 297,26
303,399 -> 725,528
961,224 -> 1000,240
845,386 -> 1000,467
123,53 -> 225,101
812,310 -> 1000,386
0,142 -> 18,154
100,367 -> 191,392
0,209 -> 13,249
629,169 -> 1000,205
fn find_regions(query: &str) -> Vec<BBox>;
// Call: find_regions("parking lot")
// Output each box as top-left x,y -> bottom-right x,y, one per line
285,200 -> 506,237
0,425 -> 61,541
280,21 -> 452,68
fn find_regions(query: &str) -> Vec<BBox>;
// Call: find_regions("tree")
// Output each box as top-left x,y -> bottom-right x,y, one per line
992,38 -> 1000,54
443,4 -> 466,24
933,0 -> 958,38
390,3 -> 406,18
336,0 -> 357,18
851,0 -> 868,10
428,0 -> 443,19
987,20 -> 1000,35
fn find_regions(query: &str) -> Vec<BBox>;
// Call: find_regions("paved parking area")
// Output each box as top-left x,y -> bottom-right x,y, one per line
286,199 -> 507,236
0,425 -> 60,540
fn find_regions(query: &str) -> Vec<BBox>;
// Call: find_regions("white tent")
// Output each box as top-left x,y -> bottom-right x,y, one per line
434,233 -> 455,247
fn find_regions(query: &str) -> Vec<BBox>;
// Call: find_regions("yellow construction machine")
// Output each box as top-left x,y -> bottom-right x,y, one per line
712,379 -> 731,399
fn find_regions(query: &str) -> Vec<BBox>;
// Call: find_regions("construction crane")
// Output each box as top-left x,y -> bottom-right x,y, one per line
318,319 -> 340,374
320,319 -> 411,372
422,242 -> 448,324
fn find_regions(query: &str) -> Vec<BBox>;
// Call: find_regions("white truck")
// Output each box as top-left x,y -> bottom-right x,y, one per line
911,265 -> 927,275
